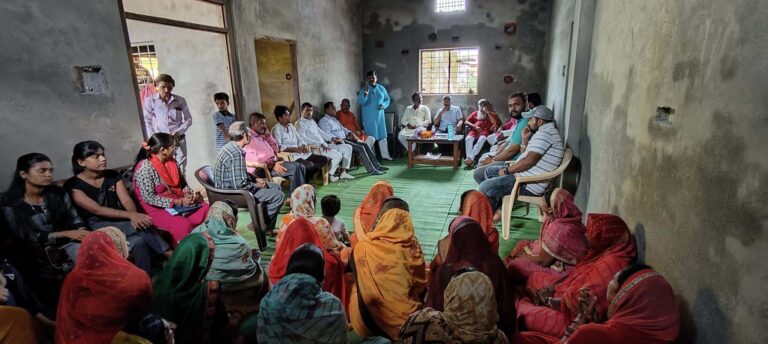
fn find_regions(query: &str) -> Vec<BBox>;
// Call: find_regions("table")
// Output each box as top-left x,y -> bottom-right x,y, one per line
406,135 -> 464,170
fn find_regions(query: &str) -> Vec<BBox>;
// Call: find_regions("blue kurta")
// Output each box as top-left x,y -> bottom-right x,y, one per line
357,83 -> 390,140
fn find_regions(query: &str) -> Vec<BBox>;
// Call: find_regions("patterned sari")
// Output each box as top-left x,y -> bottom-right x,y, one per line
399,271 -> 509,344
277,184 -> 346,252
56,229 -> 152,344
506,189 -> 588,281
517,214 -> 636,337
350,207 -> 427,340
350,181 -> 393,247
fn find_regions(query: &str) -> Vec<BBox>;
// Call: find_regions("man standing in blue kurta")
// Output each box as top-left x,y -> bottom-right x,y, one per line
357,70 -> 393,160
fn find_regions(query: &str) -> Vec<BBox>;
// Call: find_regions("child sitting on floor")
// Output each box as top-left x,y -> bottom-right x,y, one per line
321,195 -> 350,245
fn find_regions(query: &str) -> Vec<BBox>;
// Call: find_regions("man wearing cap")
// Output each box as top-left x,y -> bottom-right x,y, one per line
433,95 -> 464,134
143,73 -> 192,173
478,105 -> 564,220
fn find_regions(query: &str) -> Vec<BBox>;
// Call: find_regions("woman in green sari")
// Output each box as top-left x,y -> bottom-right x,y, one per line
151,232 -> 225,344
191,201 -> 268,326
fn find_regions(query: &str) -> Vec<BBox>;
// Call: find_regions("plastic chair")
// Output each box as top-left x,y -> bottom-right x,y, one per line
500,148 -> 573,240
194,166 -> 269,250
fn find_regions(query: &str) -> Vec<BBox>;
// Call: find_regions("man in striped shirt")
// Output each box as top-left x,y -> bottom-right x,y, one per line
478,105 -> 564,219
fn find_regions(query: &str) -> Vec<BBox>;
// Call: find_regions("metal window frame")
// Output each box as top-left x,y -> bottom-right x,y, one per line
435,0 -> 466,13
419,47 -> 479,95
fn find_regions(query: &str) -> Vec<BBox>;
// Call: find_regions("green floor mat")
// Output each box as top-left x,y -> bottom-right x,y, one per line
233,157 -> 542,270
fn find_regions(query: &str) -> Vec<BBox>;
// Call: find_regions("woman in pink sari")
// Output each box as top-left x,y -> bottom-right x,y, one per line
516,214 -> 636,338
133,133 -> 209,242
506,188 -> 588,283
514,264 -> 680,344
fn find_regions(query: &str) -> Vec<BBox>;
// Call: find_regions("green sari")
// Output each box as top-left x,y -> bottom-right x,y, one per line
191,201 -> 260,286
151,233 -> 215,344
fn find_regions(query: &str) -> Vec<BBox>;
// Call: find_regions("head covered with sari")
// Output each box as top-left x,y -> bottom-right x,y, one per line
279,185 -> 344,251
555,214 -> 637,321
192,201 -> 260,286
428,216 -> 516,336
350,200 -> 427,339
151,233 -> 216,344
460,190 -> 499,252
256,244 -> 348,343
539,188 -> 588,265
269,217 -> 346,303
56,230 -> 152,344
400,271 -> 509,343
351,181 -> 393,246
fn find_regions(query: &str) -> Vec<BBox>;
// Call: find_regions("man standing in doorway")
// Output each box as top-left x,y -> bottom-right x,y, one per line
357,70 -> 392,160
143,73 -> 192,173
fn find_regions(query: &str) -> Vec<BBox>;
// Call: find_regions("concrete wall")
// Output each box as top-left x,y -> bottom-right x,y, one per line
0,0 -> 143,189
232,0 -> 363,123
362,0 -> 551,122
547,0 -> 768,342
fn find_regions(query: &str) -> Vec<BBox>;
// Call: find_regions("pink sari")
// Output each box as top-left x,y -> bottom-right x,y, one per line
506,189 -> 588,284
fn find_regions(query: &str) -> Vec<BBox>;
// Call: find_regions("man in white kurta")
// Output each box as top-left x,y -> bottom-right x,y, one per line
296,102 -> 354,180
398,92 -> 432,150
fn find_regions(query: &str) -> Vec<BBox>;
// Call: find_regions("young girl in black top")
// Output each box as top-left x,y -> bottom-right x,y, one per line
65,141 -> 171,274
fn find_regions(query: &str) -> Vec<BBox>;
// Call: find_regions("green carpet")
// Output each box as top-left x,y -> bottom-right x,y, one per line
234,157 -> 542,267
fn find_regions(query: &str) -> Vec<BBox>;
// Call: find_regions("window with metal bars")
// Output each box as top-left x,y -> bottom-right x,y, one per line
435,0 -> 465,13
131,43 -> 159,86
420,48 -> 479,95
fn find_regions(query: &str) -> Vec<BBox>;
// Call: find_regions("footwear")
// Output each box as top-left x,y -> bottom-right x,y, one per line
330,175 -> 340,182
382,156 -> 394,161
493,210 -> 502,223
371,169 -> 385,175
464,158 -> 474,167
340,172 -> 355,179
378,166 -> 389,171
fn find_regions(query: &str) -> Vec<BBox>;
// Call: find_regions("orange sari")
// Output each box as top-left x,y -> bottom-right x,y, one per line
349,208 -> 427,340
350,181 -> 393,247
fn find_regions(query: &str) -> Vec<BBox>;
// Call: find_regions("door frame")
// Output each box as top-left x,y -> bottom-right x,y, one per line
254,36 -> 301,120
117,0 -> 244,139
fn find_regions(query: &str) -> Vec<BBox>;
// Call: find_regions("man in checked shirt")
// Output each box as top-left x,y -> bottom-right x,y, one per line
143,73 -> 192,173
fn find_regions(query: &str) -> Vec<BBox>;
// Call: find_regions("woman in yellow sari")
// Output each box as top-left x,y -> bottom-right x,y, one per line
350,181 -> 393,247
349,197 -> 427,340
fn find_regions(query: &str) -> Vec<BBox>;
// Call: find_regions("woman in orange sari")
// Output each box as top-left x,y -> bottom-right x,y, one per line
56,228 -> 152,343
277,185 -> 346,253
516,214 -> 636,338
349,197 -> 427,340
269,217 -> 347,308
350,181 -> 393,247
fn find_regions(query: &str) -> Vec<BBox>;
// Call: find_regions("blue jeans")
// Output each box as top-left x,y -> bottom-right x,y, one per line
478,165 -> 533,211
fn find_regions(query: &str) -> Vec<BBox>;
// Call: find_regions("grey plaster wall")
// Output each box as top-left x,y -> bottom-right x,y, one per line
0,1 -> 143,189
231,0 -> 363,119
362,0 -> 551,121
548,0 -> 768,342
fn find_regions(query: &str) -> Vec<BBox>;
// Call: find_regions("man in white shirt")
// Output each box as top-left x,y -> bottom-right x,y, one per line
319,102 -> 386,175
271,105 -> 331,182
398,92 -> 432,151
296,102 -> 355,180
143,73 -> 192,173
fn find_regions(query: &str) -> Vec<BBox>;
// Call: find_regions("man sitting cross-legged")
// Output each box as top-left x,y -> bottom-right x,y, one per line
215,121 -> 285,231
478,105 -> 564,221
319,101 -> 387,175
243,112 -> 307,194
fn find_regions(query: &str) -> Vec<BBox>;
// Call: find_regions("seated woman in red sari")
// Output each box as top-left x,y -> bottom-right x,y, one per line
514,264 -> 680,344
505,188 -> 588,281
269,217 -> 347,308
133,133 -> 209,242
350,181 -> 393,247
516,214 -> 636,338
432,190 -> 499,270
56,228 -> 152,343
427,216 -> 516,338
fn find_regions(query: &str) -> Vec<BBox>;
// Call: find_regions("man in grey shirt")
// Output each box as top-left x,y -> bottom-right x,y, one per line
433,95 -> 464,134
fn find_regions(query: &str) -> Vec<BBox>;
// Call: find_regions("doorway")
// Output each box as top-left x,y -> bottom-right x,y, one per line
255,38 -> 300,128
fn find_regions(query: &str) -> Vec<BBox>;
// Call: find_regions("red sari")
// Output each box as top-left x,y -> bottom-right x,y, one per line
514,269 -> 680,344
517,214 -> 636,337
56,231 -> 152,344
269,217 -> 347,308
427,216 -> 516,338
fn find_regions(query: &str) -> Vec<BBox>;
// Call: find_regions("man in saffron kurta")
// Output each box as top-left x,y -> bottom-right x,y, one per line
336,98 -> 376,152
357,70 -> 392,160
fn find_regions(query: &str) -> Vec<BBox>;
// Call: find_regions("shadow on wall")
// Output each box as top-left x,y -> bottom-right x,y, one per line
688,288 -> 730,343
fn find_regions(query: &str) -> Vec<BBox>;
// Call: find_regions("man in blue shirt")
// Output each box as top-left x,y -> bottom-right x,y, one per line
357,70 -> 393,160
433,95 -> 464,134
